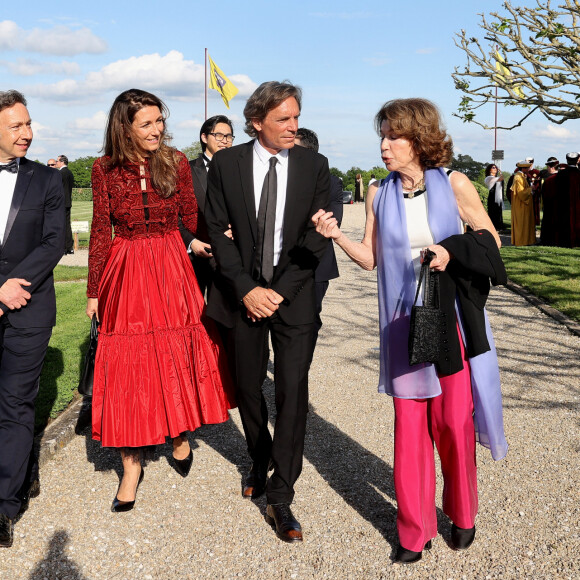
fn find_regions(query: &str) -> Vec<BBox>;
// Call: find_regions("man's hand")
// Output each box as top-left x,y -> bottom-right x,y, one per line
191,238 -> 212,258
243,287 -> 283,322
0,278 -> 32,310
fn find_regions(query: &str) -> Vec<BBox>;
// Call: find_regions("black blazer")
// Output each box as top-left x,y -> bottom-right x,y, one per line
0,158 -> 65,328
315,174 -> 343,283
180,155 -> 209,246
435,229 -> 507,375
60,165 -> 74,208
204,141 -> 330,327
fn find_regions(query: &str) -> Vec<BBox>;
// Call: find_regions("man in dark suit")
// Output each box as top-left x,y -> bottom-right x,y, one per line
0,90 -> 65,548
205,81 -> 330,543
179,115 -> 234,297
294,128 -> 343,342
55,154 -> 74,255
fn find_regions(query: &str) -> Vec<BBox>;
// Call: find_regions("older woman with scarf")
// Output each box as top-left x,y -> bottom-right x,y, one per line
313,98 -> 508,564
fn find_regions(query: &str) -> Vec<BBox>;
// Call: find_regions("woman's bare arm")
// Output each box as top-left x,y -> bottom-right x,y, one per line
312,183 -> 379,271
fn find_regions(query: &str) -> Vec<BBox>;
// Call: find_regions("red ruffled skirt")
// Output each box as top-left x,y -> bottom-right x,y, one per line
91,230 -> 235,448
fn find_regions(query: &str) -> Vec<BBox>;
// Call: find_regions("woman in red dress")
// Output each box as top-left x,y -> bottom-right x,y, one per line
86,89 -> 234,512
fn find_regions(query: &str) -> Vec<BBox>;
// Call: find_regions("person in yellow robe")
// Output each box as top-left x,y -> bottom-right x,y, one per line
511,160 -> 536,246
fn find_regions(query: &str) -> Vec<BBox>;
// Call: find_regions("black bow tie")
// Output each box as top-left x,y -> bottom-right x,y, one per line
0,160 -> 18,174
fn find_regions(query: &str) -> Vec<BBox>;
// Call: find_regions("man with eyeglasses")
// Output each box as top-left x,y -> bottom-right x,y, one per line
180,115 -> 234,298
47,159 -> 56,168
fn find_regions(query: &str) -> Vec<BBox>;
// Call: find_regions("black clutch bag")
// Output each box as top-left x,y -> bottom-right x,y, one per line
78,315 -> 99,396
408,250 -> 446,366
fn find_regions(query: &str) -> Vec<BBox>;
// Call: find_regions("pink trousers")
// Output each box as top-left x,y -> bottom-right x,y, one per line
393,335 -> 478,552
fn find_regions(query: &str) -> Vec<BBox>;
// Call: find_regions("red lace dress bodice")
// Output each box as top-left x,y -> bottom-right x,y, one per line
87,151 -> 197,297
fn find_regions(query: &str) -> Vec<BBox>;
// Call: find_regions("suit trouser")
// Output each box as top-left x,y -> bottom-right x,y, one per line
393,330 -> 477,552
0,321 -> 52,518
233,312 -> 315,505
64,207 -> 73,253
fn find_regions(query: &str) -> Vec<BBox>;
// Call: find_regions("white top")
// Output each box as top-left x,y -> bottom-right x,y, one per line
0,158 -> 19,243
252,140 -> 289,266
405,192 -> 434,279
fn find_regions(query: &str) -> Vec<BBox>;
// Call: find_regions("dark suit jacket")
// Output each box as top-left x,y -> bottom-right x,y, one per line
315,174 -> 343,283
435,229 -> 507,375
60,165 -> 74,208
204,141 -> 330,327
0,158 -> 65,328
180,155 -> 209,246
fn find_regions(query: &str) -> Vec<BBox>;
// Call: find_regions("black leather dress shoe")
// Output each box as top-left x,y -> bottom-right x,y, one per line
111,468 -> 144,513
0,514 -> 13,548
172,449 -> 193,478
265,503 -> 303,543
242,461 -> 270,499
450,524 -> 476,550
394,540 -> 432,563
17,478 -> 41,515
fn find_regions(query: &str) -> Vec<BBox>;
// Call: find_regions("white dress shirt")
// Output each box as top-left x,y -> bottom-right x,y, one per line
252,140 -> 289,266
0,158 -> 19,244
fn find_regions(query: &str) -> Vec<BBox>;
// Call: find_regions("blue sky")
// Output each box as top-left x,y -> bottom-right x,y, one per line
2,0 -> 578,172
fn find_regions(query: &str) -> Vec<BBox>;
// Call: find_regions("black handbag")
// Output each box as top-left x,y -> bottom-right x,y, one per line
408,250 -> 446,366
78,315 -> 99,396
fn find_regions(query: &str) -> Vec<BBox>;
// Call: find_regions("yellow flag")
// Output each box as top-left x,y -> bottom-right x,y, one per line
495,52 -> 525,99
208,54 -> 239,109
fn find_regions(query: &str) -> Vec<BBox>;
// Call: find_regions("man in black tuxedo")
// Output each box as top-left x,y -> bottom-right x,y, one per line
294,128 -> 343,342
205,81 -> 330,542
0,90 -> 65,548
55,154 -> 74,255
179,115 -> 234,297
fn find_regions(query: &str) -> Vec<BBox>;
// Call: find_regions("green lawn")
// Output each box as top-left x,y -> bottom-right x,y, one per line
71,200 -> 93,247
36,281 -> 89,431
501,245 -> 580,322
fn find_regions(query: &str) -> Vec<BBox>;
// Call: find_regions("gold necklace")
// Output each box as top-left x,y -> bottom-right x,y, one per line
401,177 -> 425,197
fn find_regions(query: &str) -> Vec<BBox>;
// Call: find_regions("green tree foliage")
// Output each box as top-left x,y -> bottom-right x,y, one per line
449,154 -> 487,181
181,141 -> 202,160
453,0 -> 580,129
68,156 -> 98,188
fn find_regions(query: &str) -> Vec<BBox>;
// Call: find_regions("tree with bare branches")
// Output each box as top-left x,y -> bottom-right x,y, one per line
452,0 -> 580,129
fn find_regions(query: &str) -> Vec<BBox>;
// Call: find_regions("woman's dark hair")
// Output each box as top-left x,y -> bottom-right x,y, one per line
485,163 -> 498,177
374,98 -> 453,168
243,81 -> 302,138
103,88 -> 178,198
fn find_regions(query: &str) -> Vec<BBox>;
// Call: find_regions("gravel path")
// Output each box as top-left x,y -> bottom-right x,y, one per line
2,203 -> 578,579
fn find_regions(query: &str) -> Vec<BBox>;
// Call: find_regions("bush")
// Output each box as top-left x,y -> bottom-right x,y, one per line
472,181 -> 488,211
72,188 -> 92,202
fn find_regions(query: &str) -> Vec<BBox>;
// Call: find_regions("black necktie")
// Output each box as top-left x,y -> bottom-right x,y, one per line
0,160 -> 18,174
254,156 -> 277,283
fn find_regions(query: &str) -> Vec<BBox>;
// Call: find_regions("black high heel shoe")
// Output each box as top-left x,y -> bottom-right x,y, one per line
172,449 -> 193,478
450,524 -> 475,550
394,540 -> 432,564
111,468 -> 144,512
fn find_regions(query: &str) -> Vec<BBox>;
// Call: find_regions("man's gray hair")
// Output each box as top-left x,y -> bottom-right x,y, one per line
0,90 -> 27,113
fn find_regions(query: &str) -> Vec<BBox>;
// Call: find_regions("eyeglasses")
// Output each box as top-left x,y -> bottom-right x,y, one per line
208,132 -> 235,143
48,163 -> 56,167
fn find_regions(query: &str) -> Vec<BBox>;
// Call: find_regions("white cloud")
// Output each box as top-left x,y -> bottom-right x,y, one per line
28,51 -> 258,103
416,48 -> 436,55
0,58 -> 81,76
0,20 -> 107,55
176,118 -> 204,131
535,124 -> 576,140
363,55 -> 391,67
68,111 -> 108,132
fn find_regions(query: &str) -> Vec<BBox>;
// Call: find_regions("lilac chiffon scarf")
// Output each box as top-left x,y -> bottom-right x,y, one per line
373,168 -> 508,460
